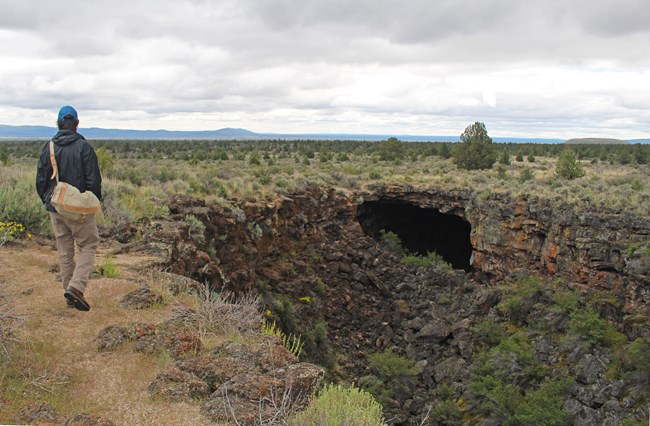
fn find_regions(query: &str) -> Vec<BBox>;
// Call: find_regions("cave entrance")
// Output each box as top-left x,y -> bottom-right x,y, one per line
357,201 -> 472,271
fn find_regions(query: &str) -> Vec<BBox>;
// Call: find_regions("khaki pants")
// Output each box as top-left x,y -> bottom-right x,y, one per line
49,212 -> 100,293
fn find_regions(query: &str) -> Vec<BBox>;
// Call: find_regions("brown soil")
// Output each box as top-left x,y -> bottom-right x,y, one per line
0,240 -> 225,425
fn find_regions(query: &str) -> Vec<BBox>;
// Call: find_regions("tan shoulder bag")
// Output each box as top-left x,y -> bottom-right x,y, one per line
49,141 -> 101,222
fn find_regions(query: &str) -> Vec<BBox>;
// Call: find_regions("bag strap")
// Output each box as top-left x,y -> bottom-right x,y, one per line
48,141 -> 59,183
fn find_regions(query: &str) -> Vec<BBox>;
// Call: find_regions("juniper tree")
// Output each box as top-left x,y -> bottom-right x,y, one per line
555,149 -> 585,179
453,122 -> 497,170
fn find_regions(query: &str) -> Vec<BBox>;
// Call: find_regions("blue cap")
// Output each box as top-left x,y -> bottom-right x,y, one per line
57,105 -> 78,121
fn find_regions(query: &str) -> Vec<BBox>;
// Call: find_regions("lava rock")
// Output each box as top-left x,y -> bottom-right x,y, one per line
148,367 -> 210,401
571,353 -> 608,385
120,287 -> 163,309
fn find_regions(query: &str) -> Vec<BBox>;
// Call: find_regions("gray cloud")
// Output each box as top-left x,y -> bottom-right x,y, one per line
0,0 -> 648,138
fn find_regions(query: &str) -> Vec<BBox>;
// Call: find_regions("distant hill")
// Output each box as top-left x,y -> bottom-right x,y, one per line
0,125 -> 259,140
564,137 -> 628,145
0,124 -> 646,143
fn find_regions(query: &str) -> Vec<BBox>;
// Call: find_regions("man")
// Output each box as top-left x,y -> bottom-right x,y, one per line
36,105 -> 102,311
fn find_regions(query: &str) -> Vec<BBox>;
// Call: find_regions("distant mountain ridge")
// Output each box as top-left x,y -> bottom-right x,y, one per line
564,137 -> 628,145
0,124 -> 647,144
0,125 -> 257,140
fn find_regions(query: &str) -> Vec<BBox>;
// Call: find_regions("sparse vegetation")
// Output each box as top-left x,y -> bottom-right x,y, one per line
290,383 -> 385,426
99,256 -> 120,278
469,331 -> 573,425
0,168 -> 50,235
401,251 -> 452,272
360,348 -> 420,406
566,308 -> 626,350
195,284 -> 262,337
497,276 -> 543,325
261,319 -> 305,358
183,214 -> 205,244
0,138 -> 647,218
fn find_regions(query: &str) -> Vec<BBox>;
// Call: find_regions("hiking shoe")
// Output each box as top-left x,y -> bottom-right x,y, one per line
66,299 -> 74,308
64,287 -> 90,312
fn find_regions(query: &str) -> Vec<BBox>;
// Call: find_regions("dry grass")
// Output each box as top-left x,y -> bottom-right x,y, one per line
161,154 -> 649,216
0,242 -> 230,425
4,150 -> 649,232
194,285 -> 262,340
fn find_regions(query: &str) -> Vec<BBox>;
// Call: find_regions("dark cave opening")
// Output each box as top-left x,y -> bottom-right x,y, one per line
357,201 -> 473,271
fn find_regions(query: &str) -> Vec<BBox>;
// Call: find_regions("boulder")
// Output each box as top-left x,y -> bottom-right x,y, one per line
148,367 -> 210,401
120,287 -> 163,309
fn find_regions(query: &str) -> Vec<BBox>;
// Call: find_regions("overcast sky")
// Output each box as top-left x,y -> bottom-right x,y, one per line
1,0 -> 649,139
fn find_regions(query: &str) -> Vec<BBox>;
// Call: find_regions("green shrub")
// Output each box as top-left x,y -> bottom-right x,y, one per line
379,230 -> 405,257
473,332 -> 543,387
430,400 -> 462,425
401,251 -> 452,272
152,164 -> 178,183
623,338 -> 650,372
183,214 -> 205,244
95,147 -> 114,176
117,190 -> 169,222
471,377 -> 523,422
631,179 -> 643,191
271,295 -> 297,335
496,165 -> 507,180
290,384 -> 385,426
498,276 -> 543,325
566,308 -> 626,349
439,143 -> 452,159
511,378 -> 573,425
472,318 -> 508,347
0,147 -> 9,165
541,289 -> 580,332
337,152 -> 350,161
498,149 -> 511,165
113,161 -> 146,185
0,174 -> 49,235
620,337 -> 650,399
519,167 -> 535,182
248,152 -> 261,165
555,149 -> 586,180
305,321 -> 334,369
378,137 -> 404,162
361,349 -> 419,405
100,256 -> 120,278
469,332 -> 571,425
368,348 -> 419,382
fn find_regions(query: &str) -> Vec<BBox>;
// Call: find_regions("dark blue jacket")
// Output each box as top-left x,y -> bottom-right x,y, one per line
36,130 -> 102,212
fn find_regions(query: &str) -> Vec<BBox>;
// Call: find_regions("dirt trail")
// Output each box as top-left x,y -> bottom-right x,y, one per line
0,240 -> 220,425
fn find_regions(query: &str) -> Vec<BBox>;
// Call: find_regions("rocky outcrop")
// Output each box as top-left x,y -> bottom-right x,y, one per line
131,184 -> 648,424
366,185 -> 649,292
120,287 -> 163,309
96,311 -> 324,424
95,320 -> 201,359
147,338 -> 324,425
